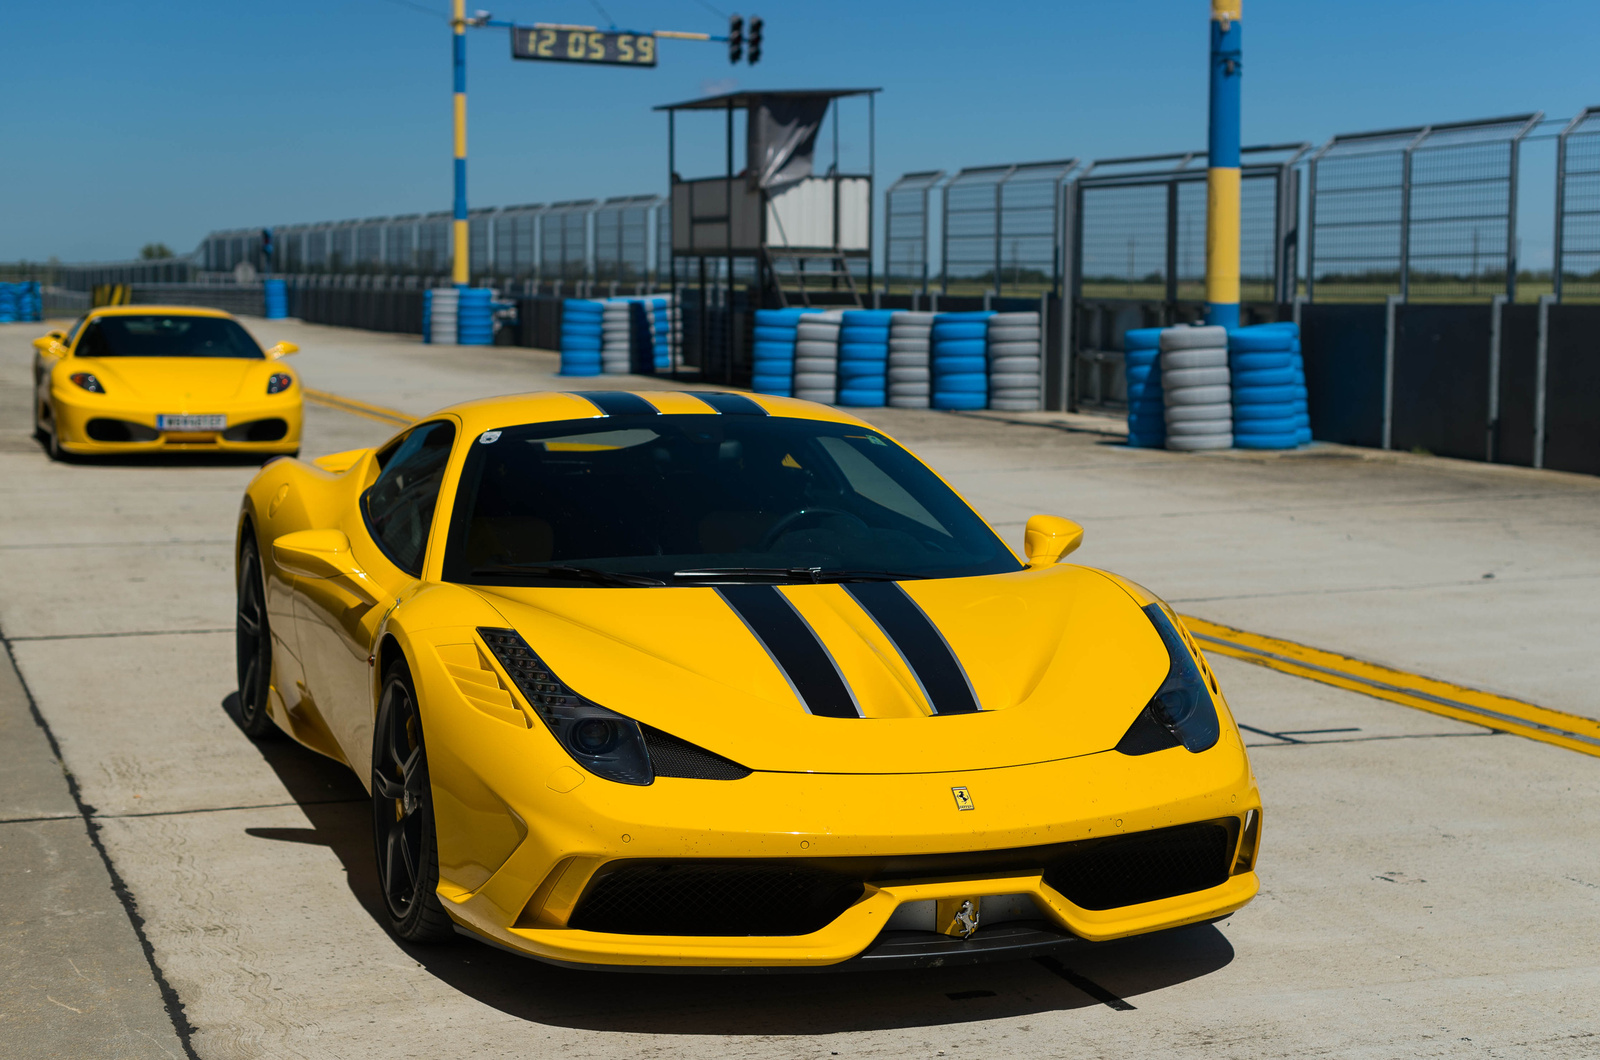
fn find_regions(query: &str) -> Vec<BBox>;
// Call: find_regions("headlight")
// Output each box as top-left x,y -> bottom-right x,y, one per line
267,372 -> 293,394
478,627 -> 654,785
69,372 -> 105,393
1116,603 -> 1221,755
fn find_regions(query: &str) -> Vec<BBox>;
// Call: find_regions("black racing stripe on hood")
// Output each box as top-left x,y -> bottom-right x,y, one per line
845,581 -> 980,715
716,585 -> 861,719
687,391 -> 768,416
573,391 -> 660,417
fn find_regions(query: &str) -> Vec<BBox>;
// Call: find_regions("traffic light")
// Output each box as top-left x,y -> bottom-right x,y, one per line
728,15 -> 743,64
747,17 -> 762,64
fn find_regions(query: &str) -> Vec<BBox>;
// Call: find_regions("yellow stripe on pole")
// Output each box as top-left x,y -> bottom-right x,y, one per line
1211,0 -> 1241,21
1180,614 -> 1600,758
453,219 -> 470,285
454,93 -> 467,158
1204,167 -> 1241,306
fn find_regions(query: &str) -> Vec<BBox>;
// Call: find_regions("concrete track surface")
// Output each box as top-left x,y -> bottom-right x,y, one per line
2,318 -> 1597,1060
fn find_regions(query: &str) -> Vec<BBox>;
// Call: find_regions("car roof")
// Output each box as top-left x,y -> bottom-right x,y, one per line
86,305 -> 235,320
430,390 -> 874,437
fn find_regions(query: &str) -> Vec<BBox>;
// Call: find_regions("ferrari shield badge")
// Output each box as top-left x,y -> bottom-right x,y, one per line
951,786 -> 974,811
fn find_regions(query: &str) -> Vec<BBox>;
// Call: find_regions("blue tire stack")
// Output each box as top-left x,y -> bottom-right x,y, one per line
836,309 -> 895,406
0,284 -> 17,323
559,299 -> 604,376
931,311 -> 993,410
1124,327 -> 1165,447
458,288 -> 494,346
649,297 -> 673,373
1228,324 -> 1306,450
752,308 -> 811,397
264,279 -> 288,319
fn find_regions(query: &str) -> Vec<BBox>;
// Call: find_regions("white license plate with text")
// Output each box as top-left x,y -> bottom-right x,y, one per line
157,415 -> 226,432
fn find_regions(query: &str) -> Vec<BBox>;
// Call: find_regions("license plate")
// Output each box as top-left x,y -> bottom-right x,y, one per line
158,414 -> 226,431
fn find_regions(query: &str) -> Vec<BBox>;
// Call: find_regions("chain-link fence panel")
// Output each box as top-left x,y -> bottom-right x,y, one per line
884,170 -> 942,294
1556,108 -> 1600,301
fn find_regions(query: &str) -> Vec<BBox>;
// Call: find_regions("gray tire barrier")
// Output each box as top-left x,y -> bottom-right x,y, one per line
1167,419 -> 1233,437
986,310 -> 1041,412
794,356 -> 835,373
1160,346 -> 1229,370
793,372 -> 836,390
1161,366 -> 1231,389
1167,433 -> 1234,451
1159,324 -> 1229,350
888,309 -> 933,409
1165,401 -> 1232,422
1164,383 -> 1232,406
1160,324 -> 1230,449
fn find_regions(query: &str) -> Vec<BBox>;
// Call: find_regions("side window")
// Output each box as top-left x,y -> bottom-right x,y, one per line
74,320 -> 109,358
363,421 -> 456,575
63,315 -> 88,346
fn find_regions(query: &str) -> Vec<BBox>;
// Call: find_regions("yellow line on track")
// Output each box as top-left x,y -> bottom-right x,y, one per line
302,388 -> 414,427
300,385 -> 1597,758
1181,614 -> 1600,758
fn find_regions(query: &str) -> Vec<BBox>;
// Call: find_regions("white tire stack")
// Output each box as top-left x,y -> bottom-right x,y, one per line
1160,325 -> 1231,451
793,310 -> 843,404
986,311 -> 1043,411
429,287 -> 458,346
601,299 -> 633,374
887,311 -> 935,408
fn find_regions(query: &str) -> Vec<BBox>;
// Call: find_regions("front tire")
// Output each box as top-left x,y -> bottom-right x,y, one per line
234,535 -> 278,738
372,658 -> 454,943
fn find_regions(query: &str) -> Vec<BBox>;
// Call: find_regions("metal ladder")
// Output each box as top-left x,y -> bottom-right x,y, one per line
760,248 -> 863,308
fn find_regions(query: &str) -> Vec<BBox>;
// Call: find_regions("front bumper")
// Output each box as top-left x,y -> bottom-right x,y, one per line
418,618 -> 1262,968
52,388 -> 302,455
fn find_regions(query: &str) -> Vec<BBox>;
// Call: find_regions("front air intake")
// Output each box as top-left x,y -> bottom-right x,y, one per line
1042,819 -> 1237,910
569,861 -> 865,936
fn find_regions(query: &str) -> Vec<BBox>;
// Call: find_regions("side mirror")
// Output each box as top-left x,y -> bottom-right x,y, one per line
45,330 -> 65,342
272,529 -> 379,603
265,341 -> 299,360
1023,515 -> 1084,568
32,336 -> 66,355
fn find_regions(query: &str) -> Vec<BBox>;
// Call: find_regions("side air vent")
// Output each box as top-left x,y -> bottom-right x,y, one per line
642,725 -> 752,780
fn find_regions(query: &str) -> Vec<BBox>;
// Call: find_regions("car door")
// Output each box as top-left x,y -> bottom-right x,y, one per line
293,419 -> 457,777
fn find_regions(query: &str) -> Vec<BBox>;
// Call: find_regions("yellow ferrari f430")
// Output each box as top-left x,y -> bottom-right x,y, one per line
236,389 -> 1261,970
33,306 -> 302,459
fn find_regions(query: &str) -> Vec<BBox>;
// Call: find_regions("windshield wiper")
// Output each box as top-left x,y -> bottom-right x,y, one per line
672,567 -> 927,584
470,564 -> 664,587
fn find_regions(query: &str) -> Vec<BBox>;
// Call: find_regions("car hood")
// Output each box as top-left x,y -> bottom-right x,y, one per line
68,357 -> 271,404
469,565 -> 1168,775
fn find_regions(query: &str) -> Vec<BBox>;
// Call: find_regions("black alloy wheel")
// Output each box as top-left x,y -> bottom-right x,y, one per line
234,536 -> 277,738
371,659 -> 455,943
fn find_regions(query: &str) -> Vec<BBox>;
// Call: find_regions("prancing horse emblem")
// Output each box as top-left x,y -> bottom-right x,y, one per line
951,786 -> 974,810
949,900 -> 980,939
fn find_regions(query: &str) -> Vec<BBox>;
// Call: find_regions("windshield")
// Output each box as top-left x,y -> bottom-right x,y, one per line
77,315 -> 264,359
442,415 -> 1022,585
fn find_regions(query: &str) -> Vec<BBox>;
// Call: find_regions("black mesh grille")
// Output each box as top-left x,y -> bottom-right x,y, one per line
223,418 -> 289,442
87,418 -> 158,442
1043,820 -> 1236,911
570,862 -> 864,936
642,725 -> 751,780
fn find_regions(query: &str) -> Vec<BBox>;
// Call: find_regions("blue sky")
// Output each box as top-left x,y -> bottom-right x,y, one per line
2,0 -> 1595,264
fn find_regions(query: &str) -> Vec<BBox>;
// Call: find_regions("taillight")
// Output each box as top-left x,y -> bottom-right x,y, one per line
70,372 -> 106,393
267,372 -> 293,394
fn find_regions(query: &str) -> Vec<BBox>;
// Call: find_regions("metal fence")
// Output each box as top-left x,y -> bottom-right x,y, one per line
1307,114 -> 1541,302
1555,107 -> 1600,300
883,170 -> 943,294
942,160 -> 1077,297
197,196 -> 670,289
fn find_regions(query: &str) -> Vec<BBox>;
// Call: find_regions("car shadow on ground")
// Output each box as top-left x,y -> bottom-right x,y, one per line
226,693 -> 1237,1034
42,444 -> 286,468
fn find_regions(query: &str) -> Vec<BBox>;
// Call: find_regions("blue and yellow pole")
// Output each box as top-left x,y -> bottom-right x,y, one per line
1205,0 -> 1242,328
451,0 -> 470,286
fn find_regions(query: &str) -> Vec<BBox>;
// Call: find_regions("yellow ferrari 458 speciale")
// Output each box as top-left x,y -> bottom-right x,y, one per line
235,389 -> 1261,970
33,305 -> 302,460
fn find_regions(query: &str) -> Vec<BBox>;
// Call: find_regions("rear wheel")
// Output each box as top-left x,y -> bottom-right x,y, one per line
372,659 -> 455,943
233,535 -> 277,738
